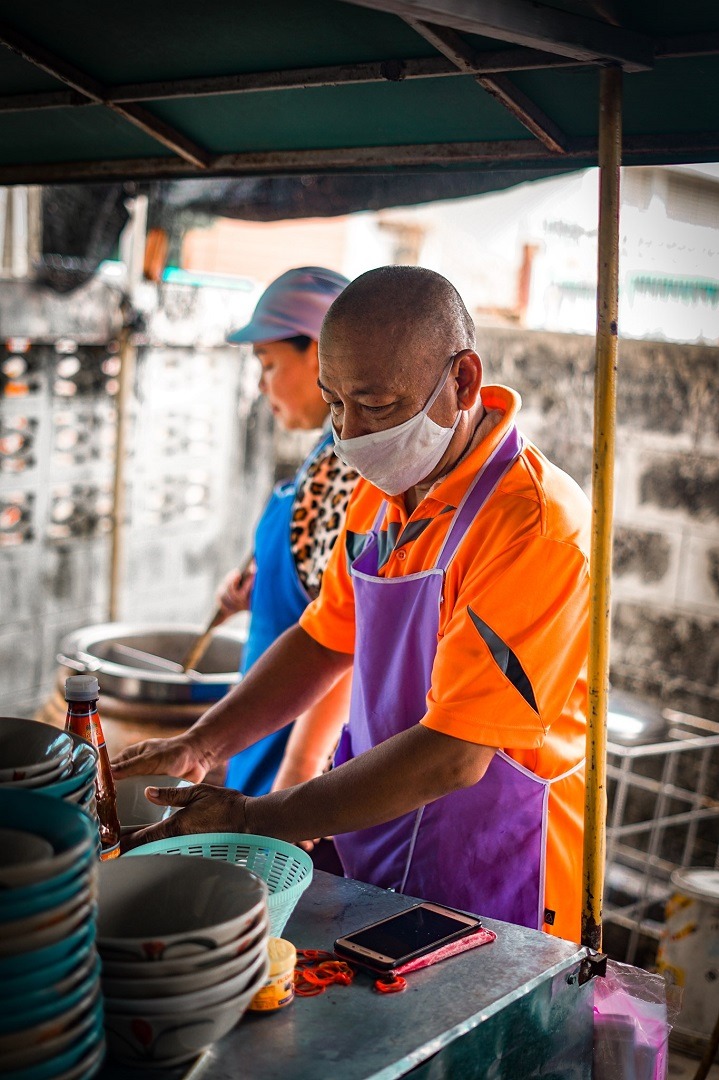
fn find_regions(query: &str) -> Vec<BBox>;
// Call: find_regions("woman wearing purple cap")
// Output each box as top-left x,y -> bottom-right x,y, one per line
216,267 -> 358,800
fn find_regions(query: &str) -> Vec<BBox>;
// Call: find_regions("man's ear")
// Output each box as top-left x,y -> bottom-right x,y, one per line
305,339 -> 320,373
455,351 -> 482,409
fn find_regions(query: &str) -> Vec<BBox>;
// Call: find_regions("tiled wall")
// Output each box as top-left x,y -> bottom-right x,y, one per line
0,278 -> 275,719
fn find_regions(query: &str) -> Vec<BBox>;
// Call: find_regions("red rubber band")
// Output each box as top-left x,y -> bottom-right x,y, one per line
294,984 -> 325,997
301,970 -> 334,987
297,949 -> 335,963
295,948 -> 410,999
374,975 -> 407,994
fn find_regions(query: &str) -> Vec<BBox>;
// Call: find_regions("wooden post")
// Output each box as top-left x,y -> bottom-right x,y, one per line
581,63 -> 622,952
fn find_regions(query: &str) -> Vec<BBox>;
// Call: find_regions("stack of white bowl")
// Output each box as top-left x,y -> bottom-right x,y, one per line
0,788 -> 104,1079
98,855 -> 270,1068
0,718 -> 99,826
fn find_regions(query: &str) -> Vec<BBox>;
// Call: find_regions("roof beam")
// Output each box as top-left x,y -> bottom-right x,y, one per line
0,89 -> 87,112
655,31 -> 719,59
0,50 -> 581,114
1,131 -> 718,184
581,1 -> 621,27
406,18 -> 568,153
337,0 -> 654,71
109,48 -> 579,100
472,73 -> 568,153
112,57 -> 460,101
0,31 -> 713,116
0,21 -> 212,167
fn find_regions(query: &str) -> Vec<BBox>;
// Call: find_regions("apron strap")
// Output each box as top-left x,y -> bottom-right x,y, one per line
435,425 -> 523,572
370,500 -> 388,534
360,426 -> 520,565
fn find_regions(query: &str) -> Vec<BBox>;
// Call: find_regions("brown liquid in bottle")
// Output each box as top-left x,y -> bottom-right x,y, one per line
65,676 -> 121,860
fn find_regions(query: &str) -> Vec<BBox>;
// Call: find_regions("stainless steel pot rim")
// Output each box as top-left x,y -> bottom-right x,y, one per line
58,622 -> 245,685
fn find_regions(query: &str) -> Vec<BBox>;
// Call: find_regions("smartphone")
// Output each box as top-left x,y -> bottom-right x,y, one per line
334,902 -> 482,972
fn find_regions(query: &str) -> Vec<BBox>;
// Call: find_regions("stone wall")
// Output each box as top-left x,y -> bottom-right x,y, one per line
480,326 -> 719,722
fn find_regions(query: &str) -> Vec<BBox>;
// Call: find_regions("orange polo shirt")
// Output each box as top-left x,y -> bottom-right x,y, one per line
301,386 -> 590,942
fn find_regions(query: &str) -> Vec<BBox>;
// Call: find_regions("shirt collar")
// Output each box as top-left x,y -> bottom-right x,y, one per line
386,385 -> 522,511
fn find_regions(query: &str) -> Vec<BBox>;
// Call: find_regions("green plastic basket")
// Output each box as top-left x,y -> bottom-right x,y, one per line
125,833 -> 312,937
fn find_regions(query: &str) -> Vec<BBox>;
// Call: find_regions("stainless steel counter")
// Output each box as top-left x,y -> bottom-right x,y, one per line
100,870 -> 594,1079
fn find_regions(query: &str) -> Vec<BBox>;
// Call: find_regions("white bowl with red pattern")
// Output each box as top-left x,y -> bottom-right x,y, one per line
104,956 -> 269,1067
105,946 -> 267,1014
101,907 -> 268,979
97,855 -> 267,960
101,911 -> 268,996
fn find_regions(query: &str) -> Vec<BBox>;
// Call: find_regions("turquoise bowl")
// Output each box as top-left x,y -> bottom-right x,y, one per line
0,919 -> 95,977
0,954 -> 101,1034
0,937 -> 96,999
0,842 -> 93,911
1,1002 -> 104,1080
0,859 -> 94,922
36,737 -> 97,799
0,788 -> 95,888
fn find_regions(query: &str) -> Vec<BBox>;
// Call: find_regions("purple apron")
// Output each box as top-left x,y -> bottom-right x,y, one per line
334,425 -> 551,929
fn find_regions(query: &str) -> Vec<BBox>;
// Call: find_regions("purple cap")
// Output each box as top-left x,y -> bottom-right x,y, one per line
227,266 -> 349,344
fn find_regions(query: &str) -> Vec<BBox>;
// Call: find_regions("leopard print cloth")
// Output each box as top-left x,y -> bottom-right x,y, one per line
290,441 -> 358,599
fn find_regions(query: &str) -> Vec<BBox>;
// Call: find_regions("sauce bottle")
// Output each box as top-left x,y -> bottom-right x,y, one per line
64,674 -> 121,860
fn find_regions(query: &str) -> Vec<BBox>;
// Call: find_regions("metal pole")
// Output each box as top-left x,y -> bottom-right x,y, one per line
581,63 -> 622,952
108,321 -> 136,622
109,195 -> 146,621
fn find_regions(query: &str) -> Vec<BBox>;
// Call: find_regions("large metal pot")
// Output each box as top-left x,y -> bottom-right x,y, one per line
57,622 -> 246,705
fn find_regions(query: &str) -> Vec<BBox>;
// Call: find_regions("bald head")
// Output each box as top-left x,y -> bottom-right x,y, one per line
321,266 -> 475,377
317,266 -> 483,467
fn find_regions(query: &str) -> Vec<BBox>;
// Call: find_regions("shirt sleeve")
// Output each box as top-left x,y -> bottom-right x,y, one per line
422,536 -> 589,750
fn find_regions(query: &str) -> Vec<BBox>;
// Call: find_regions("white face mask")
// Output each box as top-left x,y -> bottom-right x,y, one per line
332,359 -> 460,496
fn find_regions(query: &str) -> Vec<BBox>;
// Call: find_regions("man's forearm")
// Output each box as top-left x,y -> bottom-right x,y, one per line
187,625 -> 353,767
247,725 -> 496,842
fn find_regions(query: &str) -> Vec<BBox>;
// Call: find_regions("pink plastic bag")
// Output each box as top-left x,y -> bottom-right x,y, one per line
593,959 -> 674,1080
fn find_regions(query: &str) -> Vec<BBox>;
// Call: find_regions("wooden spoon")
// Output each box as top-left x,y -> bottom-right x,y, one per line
181,552 -> 254,673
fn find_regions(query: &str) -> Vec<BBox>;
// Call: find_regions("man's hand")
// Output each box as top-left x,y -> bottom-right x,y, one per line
216,565 -> 255,618
112,625 -> 351,809
111,735 -> 211,784
120,783 -> 248,852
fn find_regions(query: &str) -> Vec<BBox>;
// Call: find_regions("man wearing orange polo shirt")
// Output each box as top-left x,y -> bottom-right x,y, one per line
115,266 -> 590,942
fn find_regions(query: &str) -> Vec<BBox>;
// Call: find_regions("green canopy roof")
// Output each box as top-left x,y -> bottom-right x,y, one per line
0,0 -> 718,184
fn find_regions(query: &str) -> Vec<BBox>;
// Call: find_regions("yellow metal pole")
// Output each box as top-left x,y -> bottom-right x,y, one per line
581,63 -> 622,952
